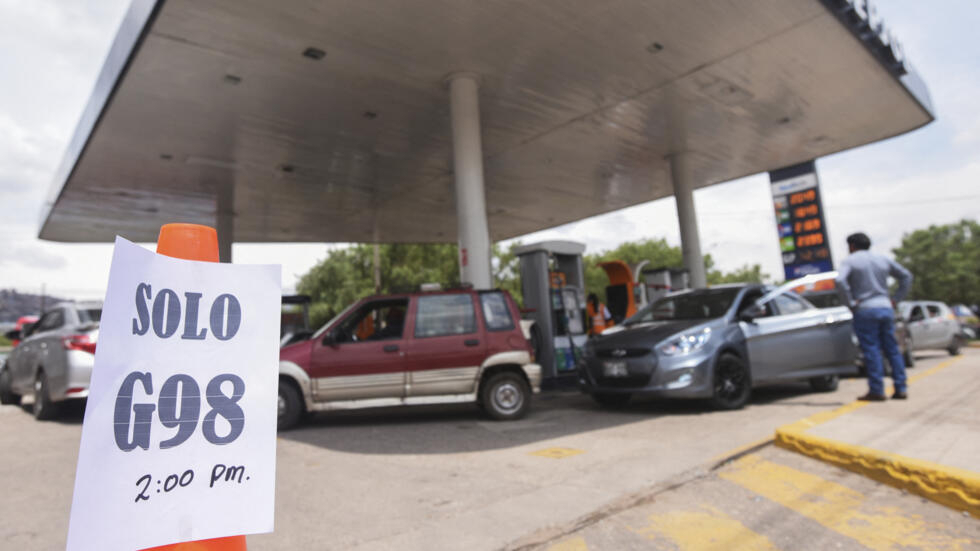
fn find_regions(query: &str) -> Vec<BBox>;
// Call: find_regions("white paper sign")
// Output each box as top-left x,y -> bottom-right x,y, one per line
67,237 -> 281,551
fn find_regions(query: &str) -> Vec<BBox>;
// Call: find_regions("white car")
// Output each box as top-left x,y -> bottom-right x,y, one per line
899,301 -> 964,356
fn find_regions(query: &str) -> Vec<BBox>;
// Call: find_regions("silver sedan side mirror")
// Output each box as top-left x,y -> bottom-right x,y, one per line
739,304 -> 767,323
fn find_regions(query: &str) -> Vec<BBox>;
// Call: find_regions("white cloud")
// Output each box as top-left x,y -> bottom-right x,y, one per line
820,159 -> 980,258
0,245 -> 67,271
951,114 -> 980,147
0,113 -> 60,190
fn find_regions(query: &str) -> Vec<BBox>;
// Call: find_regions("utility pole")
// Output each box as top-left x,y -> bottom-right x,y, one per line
373,244 -> 382,294
40,283 -> 47,313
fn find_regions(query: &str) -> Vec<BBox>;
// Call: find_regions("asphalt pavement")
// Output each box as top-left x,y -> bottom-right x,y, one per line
0,349 -> 976,550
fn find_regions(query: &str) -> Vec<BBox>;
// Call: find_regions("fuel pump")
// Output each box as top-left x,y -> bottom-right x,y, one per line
515,241 -> 588,386
637,267 -> 690,306
596,261 -> 691,318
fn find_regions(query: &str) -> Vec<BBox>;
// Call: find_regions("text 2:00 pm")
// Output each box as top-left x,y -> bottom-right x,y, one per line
135,464 -> 250,503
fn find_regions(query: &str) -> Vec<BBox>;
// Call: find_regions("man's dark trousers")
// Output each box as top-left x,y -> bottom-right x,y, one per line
853,307 -> 907,396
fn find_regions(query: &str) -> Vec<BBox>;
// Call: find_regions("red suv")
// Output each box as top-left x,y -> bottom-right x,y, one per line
277,289 -> 541,429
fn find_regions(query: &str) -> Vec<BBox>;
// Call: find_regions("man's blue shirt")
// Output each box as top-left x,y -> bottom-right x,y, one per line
836,250 -> 912,310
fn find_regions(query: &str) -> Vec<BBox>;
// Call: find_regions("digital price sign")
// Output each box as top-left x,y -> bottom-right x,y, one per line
769,161 -> 833,280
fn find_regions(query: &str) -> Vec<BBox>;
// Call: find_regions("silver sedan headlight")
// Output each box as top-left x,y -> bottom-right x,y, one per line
658,327 -> 712,356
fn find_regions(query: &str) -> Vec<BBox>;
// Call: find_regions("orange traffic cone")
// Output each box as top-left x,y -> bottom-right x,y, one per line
143,223 -> 247,551
156,223 -> 221,262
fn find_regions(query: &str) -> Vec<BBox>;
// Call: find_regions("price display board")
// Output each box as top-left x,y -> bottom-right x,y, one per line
66,237 -> 281,551
769,161 -> 833,280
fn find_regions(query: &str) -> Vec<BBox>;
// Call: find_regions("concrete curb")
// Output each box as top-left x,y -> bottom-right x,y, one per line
774,428 -> 980,519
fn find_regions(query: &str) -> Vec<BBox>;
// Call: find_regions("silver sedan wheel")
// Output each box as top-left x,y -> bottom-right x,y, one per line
34,377 -> 45,417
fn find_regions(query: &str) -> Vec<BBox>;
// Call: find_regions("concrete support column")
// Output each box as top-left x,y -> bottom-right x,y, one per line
669,153 -> 707,288
447,72 -> 493,290
216,184 -> 234,263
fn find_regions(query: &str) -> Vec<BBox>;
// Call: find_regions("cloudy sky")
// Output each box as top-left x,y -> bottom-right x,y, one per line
1,1 -> 978,301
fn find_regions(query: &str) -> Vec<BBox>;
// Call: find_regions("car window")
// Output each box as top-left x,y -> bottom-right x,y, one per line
37,309 -> 65,332
480,292 -> 514,332
628,288 -> 741,324
335,299 -> 408,343
909,305 -> 925,321
415,294 -> 477,338
78,308 -> 102,324
802,292 -> 842,308
772,294 -> 809,316
736,289 -> 774,318
926,305 -> 941,318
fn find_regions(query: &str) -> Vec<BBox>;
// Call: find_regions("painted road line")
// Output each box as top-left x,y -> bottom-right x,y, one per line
907,356 -> 966,384
530,447 -> 585,459
773,355 -> 980,517
721,454 -> 976,551
629,505 -> 779,551
778,399 -> 869,433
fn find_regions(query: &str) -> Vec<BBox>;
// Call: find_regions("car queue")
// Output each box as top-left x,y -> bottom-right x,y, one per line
1,276 -> 973,426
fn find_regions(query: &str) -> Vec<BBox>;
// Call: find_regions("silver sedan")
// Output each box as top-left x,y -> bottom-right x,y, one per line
1,301 -> 101,419
579,281 -> 857,409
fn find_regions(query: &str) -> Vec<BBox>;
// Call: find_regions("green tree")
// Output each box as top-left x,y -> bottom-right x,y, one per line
707,262 -> 769,285
583,238 -> 683,299
298,243 -> 524,328
297,246 -> 376,328
581,239 -> 768,299
892,219 -> 980,306
493,242 -> 524,306
298,238 -> 771,329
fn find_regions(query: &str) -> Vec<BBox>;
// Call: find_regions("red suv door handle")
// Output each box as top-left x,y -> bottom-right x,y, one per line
383,344 -> 400,353
464,339 -> 480,347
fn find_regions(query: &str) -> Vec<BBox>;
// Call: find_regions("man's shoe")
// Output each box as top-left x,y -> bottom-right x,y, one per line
857,393 -> 887,402
892,391 -> 908,400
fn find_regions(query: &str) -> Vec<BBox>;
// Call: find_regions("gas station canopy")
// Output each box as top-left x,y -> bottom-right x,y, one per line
41,0 -> 933,244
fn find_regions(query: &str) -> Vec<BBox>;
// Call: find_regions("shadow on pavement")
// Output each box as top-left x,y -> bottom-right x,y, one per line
909,351 -> 955,362
15,399 -> 86,425
278,383 -> 838,455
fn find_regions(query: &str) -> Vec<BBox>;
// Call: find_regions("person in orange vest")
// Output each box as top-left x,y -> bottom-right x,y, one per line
586,293 -> 614,337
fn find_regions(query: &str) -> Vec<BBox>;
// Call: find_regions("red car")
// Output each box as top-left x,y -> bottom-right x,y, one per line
9,315 -> 38,347
277,288 -> 541,429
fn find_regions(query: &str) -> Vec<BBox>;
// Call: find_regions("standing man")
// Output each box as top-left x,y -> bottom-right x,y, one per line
837,232 -> 913,401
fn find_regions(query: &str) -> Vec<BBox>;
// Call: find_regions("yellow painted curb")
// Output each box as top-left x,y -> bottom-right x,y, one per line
774,356 -> 980,518
774,428 -> 980,519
